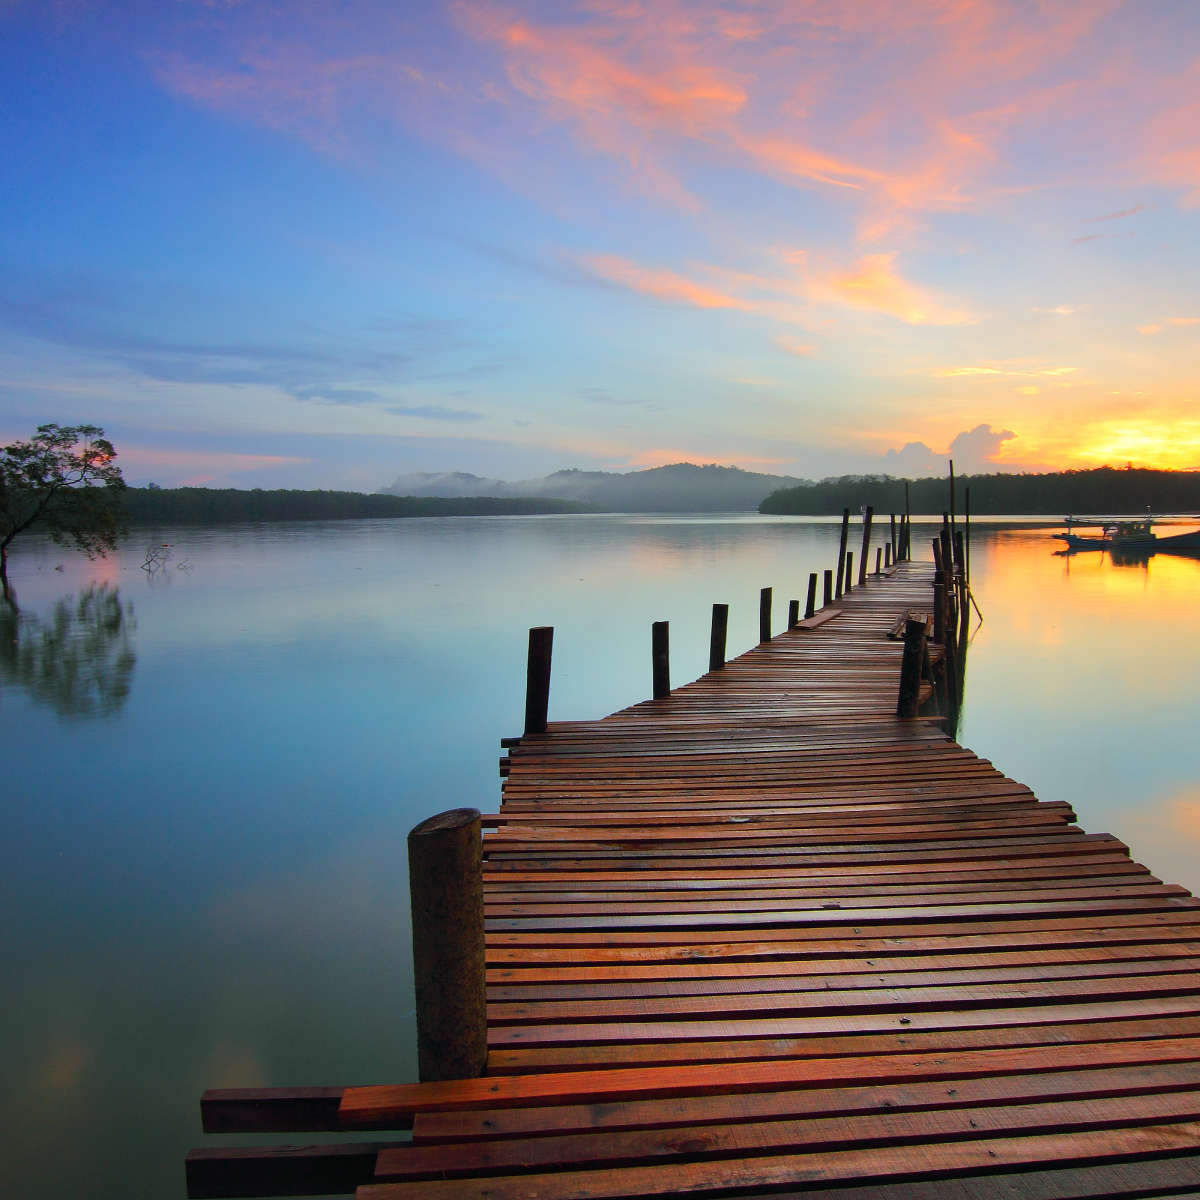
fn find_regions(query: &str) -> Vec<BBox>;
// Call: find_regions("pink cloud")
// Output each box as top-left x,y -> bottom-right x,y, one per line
578,254 -> 750,309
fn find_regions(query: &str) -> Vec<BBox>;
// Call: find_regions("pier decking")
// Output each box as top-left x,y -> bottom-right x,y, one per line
191,559 -> 1200,1198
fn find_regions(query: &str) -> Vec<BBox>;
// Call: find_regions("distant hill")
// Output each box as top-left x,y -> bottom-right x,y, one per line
381,463 -> 806,511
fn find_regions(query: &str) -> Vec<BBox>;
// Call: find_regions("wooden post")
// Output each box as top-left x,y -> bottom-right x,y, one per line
896,618 -> 927,718
964,486 -> 972,584
875,546 -> 883,575
835,508 -> 849,598
844,551 -> 854,594
890,512 -> 897,561
652,620 -> 670,699
885,544 -> 892,569
857,506 -> 873,587
949,458 -> 956,535
408,808 -> 486,1082
823,569 -> 833,607
759,587 -> 772,642
787,598 -> 799,628
709,603 -> 729,671
805,573 -> 818,619
904,482 -> 911,559
523,626 -> 553,737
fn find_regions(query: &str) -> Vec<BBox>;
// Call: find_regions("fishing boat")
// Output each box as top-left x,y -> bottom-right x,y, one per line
1056,515 -> 1200,553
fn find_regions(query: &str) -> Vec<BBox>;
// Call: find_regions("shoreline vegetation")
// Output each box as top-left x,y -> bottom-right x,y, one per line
759,466 -> 1200,516
120,488 -> 601,524
113,466 -> 1200,526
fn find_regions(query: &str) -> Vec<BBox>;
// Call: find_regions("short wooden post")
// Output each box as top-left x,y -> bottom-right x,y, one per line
523,626 -> 553,736
875,546 -> 883,575
652,620 -> 670,699
835,508 -> 850,598
857,506 -> 873,586
804,573 -> 818,619
408,808 -> 487,1082
896,618 -> 927,718
759,587 -> 772,642
787,599 -> 800,628
709,603 -> 729,671
885,544 -> 892,569
844,551 -> 854,594
823,569 -> 833,607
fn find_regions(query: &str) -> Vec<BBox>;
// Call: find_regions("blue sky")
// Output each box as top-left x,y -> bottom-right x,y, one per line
2,0 -> 1199,488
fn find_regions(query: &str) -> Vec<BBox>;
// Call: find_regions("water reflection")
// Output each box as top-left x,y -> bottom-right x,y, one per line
0,584 -> 136,718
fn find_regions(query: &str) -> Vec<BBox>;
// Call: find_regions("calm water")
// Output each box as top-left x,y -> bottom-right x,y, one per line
4,513 -> 1200,1197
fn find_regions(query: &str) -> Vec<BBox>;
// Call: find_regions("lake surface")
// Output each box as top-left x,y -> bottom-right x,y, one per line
5,513 -> 1200,1197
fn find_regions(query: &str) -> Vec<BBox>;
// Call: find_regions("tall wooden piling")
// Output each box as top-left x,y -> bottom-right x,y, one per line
835,508 -> 850,599
875,546 -> 883,575
709,603 -> 729,671
652,620 -> 670,699
804,573 -> 818,619
858,506 -> 873,586
759,587 -> 772,643
822,569 -> 833,607
407,808 -> 486,1082
523,626 -> 553,737
844,551 -> 854,594
890,512 -> 897,561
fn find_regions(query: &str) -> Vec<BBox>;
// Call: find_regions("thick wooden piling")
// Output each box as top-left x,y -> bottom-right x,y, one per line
787,598 -> 800,628
804,572 -> 818,619
822,568 -> 833,607
709,603 -> 728,671
407,808 -> 486,1083
759,587 -> 772,643
523,626 -> 553,737
857,506 -> 873,586
896,616 -> 928,718
651,620 -> 670,699
844,550 -> 854,594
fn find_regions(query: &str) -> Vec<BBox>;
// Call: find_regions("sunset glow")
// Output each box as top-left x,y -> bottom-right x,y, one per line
2,1 -> 1198,486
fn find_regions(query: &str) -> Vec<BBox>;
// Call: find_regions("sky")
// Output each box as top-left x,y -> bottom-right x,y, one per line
2,0 -> 1199,489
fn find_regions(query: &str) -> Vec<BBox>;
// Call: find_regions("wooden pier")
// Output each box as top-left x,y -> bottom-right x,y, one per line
189,550 -> 1200,1198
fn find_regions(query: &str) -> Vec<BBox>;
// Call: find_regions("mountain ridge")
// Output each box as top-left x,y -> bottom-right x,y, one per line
379,462 -> 806,512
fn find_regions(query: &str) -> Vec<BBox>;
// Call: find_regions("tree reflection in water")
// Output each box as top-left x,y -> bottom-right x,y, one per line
0,584 -> 136,718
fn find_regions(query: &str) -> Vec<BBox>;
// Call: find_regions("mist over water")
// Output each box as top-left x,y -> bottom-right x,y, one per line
4,513 -> 1199,1197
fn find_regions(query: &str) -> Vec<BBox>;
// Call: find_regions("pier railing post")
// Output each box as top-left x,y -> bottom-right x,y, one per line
709,603 -> 729,671
759,587 -> 772,642
823,569 -> 833,607
835,508 -> 849,598
896,618 -> 927,718
787,599 -> 800,628
844,551 -> 854,594
408,808 -> 487,1082
805,573 -> 818,619
523,626 -> 553,736
652,620 -> 670,699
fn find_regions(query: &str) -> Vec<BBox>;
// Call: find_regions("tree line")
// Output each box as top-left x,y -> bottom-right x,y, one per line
121,486 -> 598,524
759,467 -> 1200,516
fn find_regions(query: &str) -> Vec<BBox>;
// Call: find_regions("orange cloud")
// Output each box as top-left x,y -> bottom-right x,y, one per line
817,253 -> 972,325
578,254 -> 750,309
774,334 -> 815,358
